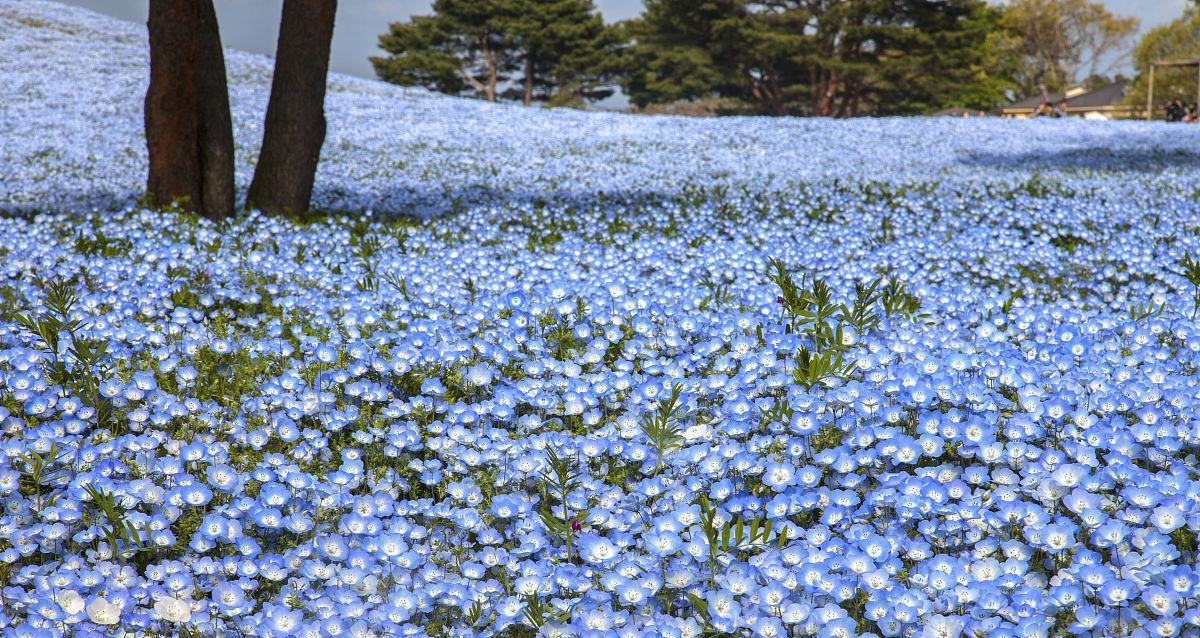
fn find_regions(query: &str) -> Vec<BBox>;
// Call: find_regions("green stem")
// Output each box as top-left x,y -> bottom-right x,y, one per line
563,485 -> 572,561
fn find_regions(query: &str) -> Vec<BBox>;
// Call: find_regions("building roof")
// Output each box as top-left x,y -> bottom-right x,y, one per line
1002,80 -> 1129,111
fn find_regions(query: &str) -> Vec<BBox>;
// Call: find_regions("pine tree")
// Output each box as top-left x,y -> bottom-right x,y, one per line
622,0 -> 1016,116
619,0 -> 745,109
372,0 -> 517,102
372,0 -> 618,106
869,0 -> 1015,115
506,0 -> 621,106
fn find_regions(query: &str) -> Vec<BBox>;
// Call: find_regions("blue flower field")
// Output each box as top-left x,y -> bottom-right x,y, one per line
6,2 -> 1200,638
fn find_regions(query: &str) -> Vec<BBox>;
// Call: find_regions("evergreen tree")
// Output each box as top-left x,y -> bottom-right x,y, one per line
507,0 -> 621,106
619,0 -> 746,109
372,0 -> 617,105
372,0 -> 515,102
871,0 -> 1015,114
622,0 -> 1013,116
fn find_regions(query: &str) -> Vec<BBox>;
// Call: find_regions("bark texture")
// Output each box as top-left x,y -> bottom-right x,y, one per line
144,0 -> 235,220
247,0 -> 338,216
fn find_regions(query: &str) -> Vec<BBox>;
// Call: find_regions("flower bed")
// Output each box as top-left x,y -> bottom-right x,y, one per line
3,170 -> 1200,637
7,3 -> 1200,638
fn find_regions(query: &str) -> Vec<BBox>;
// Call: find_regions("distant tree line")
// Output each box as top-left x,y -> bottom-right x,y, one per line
371,0 -> 1143,116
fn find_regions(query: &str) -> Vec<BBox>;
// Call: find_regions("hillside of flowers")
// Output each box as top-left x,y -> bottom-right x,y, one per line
5,0 -> 1200,217
9,3 -> 1200,638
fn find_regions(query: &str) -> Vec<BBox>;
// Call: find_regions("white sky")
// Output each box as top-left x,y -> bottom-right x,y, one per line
60,0 -> 1189,80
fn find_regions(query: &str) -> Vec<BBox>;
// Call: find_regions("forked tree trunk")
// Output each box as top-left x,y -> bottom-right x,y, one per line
144,0 -> 235,220
247,0 -> 337,216
482,36 -> 499,102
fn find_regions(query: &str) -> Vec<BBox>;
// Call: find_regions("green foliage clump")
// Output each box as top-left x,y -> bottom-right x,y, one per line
621,0 -> 1013,115
372,0 -> 620,105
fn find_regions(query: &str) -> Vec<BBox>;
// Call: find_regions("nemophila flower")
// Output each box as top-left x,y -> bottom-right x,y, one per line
1099,579 -> 1135,606
180,483 -> 213,507
212,582 -> 249,616
1067,604 -> 1106,634
1148,617 -> 1182,638
1142,586 -> 1179,616
762,462 -> 795,491
8,18 -> 1200,633
464,364 -> 494,387
643,531 -> 680,557
153,595 -> 192,623
706,590 -> 741,623
1162,565 -> 1197,595
579,535 -> 619,564
1150,506 -> 1186,533
85,596 -> 120,625
1042,523 -> 1075,552
616,580 -> 649,606
317,535 -> 350,561
57,590 -> 85,615
919,615 -> 963,638
206,463 -> 243,494
265,603 -> 304,635
495,595 -> 526,620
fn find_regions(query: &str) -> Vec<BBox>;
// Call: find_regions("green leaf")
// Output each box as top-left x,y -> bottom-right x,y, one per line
539,508 -> 566,534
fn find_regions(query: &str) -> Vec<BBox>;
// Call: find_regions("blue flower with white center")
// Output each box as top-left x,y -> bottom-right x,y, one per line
8,29 -> 1200,634
761,462 -> 795,491
263,603 -> 304,636
205,464 -> 242,494
211,582 -> 248,616
181,483 -> 213,507
1149,506 -> 1186,533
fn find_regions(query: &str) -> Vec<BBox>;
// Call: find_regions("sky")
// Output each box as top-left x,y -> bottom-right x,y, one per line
60,0 -> 1190,81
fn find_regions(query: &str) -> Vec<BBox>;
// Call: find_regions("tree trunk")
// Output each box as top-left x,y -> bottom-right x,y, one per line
744,69 -> 763,103
808,65 -> 820,114
144,0 -> 234,220
482,36 -> 498,102
835,89 -> 850,118
819,70 -> 838,117
247,0 -> 337,216
766,67 -> 785,115
524,55 -> 535,106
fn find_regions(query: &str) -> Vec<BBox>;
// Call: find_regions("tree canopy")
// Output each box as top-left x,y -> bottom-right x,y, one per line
999,0 -> 1138,97
370,0 -> 1148,116
507,0 -> 622,105
620,0 -> 1014,116
1125,8 -> 1200,112
371,0 -> 618,105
